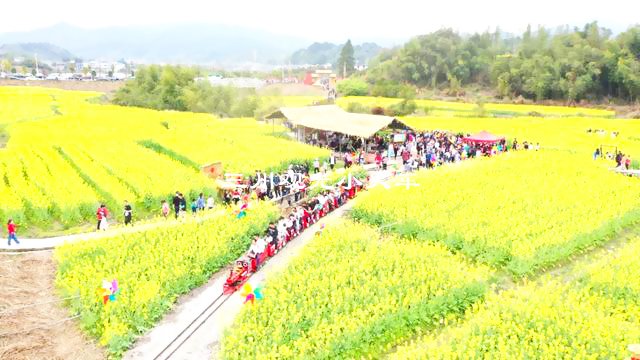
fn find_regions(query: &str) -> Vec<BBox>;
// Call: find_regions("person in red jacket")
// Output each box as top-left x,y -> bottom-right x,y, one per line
96,204 -> 109,231
7,219 -> 19,245
375,152 -> 382,169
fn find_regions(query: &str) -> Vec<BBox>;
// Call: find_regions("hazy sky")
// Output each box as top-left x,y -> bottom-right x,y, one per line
2,0 -> 638,42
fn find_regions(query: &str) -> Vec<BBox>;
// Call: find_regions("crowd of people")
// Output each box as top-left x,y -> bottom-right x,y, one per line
241,180 -> 363,272
361,131 -> 536,173
229,164 -> 313,204
593,148 -> 634,171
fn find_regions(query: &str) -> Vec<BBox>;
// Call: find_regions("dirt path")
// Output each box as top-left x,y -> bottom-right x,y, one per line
0,251 -> 104,360
545,225 -> 640,284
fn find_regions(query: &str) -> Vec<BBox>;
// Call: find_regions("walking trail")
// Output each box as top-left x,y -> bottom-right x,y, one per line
0,165 -> 386,253
0,210 -> 225,252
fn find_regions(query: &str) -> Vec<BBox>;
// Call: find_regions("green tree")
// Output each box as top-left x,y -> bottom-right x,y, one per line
337,40 -> 355,78
336,78 -> 369,96
364,23 -> 640,102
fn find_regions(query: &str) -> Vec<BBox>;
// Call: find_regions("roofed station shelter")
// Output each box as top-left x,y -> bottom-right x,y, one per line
267,105 -> 411,152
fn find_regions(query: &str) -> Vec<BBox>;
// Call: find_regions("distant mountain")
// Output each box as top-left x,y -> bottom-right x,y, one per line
289,42 -> 384,65
0,42 -> 76,62
0,23 -> 310,66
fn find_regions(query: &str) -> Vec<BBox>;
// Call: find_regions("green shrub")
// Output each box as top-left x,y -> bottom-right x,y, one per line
336,78 -> 370,96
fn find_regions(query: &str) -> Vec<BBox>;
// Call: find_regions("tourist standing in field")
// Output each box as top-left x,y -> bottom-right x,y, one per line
96,204 -> 109,231
6,219 -> 19,246
329,153 -> 336,170
206,195 -> 215,210
123,200 -> 133,226
161,200 -> 170,218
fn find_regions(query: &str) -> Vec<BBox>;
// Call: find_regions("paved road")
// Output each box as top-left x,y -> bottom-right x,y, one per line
0,211 -> 224,252
0,165 -> 391,253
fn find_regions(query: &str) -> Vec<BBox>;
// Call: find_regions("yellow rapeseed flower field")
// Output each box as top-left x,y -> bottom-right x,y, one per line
389,235 -> 640,359
222,221 -> 493,359
337,96 -> 614,117
352,150 -> 640,276
55,201 -> 279,357
0,87 -> 327,229
402,115 -> 640,157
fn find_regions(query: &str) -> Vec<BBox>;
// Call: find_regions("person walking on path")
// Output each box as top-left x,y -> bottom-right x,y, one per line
161,200 -> 170,218
7,219 -> 19,245
313,158 -> 320,173
206,195 -> 215,210
329,153 -> 336,170
179,193 -> 187,218
172,191 -> 181,219
197,193 -> 206,211
96,204 -> 109,231
123,200 -> 133,226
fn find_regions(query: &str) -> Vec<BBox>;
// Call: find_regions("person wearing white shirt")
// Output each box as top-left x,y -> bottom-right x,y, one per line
313,158 -> 320,173
206,195 -> 215,210
249,236 -> 267,269
277,218 -> 288,243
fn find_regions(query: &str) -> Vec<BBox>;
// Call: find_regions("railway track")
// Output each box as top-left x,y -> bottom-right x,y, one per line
151,292 -> 233,360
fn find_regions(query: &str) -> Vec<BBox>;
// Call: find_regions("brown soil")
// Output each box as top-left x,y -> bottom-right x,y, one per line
0,251 -> 105,360
0,79 -> 123,94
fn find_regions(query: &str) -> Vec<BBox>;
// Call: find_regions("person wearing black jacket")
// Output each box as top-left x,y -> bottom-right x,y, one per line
267,223 -> 278,247
123,200 -> 133,225
179,193 -> 187,216
172,191 -> 181,219
273,174 -> 281,198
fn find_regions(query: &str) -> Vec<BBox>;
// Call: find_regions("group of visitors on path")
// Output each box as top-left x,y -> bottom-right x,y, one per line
164,192 -> 216,219
593,148 -> 634,170
230,163 -> 312,204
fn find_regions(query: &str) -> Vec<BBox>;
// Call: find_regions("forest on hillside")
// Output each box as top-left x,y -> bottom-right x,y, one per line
364,23 -> 640,102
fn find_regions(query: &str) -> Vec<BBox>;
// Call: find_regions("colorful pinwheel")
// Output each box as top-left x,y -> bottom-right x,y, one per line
97,279 -> 119,305
240,283 -> 263,305
236,202 -> 249,219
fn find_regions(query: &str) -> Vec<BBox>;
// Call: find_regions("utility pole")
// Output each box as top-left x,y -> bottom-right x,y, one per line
35,53 -> 39,75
